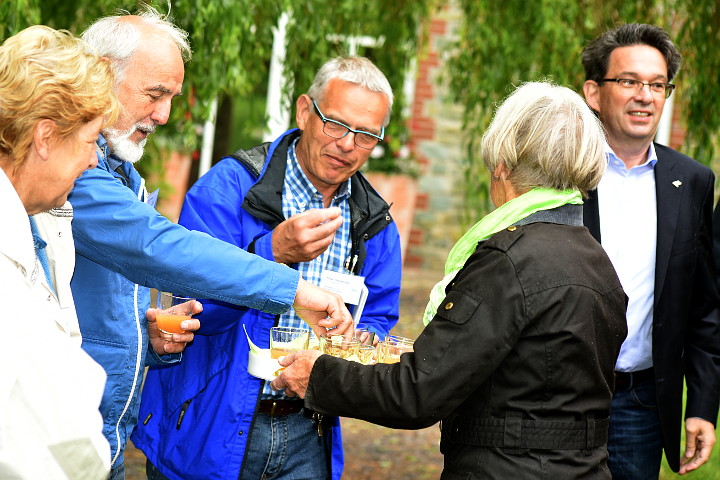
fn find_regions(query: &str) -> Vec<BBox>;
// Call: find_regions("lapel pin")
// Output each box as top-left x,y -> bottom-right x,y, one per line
672,180 -> 682,188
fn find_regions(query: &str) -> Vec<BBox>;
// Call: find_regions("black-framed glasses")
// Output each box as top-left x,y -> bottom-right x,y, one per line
312,99 -> 384,150
599,78 -> 675,99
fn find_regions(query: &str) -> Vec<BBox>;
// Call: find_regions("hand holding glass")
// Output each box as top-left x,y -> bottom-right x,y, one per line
156,292 -> 196,334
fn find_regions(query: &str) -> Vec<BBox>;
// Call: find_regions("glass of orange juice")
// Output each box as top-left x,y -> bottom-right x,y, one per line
156,292 -> 196,334
270,327 -> 310,359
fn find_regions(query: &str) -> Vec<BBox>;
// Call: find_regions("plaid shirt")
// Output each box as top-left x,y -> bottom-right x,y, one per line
263,138 -> 352,398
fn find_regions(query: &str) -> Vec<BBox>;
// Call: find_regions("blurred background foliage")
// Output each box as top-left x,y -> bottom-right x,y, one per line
449,0 -> 720,224
0,0 -> 437,181
1,0 -> 718,222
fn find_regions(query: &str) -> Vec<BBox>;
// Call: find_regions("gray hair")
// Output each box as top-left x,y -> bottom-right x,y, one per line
582,23 -> 682,82
481,82 -> 606,197
307,56 -> 394,126
82,4 -> 191,85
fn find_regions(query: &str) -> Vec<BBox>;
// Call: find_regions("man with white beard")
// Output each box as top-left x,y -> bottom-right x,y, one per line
67,7 -> 353,480
102,121 -> 154,163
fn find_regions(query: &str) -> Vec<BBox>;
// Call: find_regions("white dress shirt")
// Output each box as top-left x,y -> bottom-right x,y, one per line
597,143 -> 658,372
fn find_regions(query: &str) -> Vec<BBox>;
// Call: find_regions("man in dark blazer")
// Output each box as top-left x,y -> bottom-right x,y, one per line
581,23 -> 720,479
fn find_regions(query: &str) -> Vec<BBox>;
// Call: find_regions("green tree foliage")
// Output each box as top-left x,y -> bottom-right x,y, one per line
1,0 -> 438,177
676,1 -> 720,166
287,0 -> 437,174
448,0 -> 719,224
0,1 -> 40,40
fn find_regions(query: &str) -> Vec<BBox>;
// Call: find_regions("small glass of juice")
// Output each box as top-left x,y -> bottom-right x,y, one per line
156,292 -> 196,334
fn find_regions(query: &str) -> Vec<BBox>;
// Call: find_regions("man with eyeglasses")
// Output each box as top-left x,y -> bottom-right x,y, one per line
133,56 -> 402,480
581,23 -> 720,479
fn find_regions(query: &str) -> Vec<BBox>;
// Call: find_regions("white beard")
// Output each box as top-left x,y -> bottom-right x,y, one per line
104,123 -> 154,164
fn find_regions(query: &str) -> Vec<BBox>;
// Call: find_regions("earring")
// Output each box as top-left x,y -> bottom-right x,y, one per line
491,174 -> 501,182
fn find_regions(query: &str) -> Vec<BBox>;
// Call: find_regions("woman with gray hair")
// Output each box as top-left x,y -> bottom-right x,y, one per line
272,81 -> 628,478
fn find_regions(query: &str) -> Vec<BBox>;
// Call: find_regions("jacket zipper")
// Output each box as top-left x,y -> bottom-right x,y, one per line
110,282 -> 145,467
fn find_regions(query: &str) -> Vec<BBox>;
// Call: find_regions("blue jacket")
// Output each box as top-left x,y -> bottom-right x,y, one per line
69,135 -> 300,467
132,129 -> 402,479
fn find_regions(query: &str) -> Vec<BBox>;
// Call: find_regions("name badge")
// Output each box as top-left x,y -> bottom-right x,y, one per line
319,270 -> 368,324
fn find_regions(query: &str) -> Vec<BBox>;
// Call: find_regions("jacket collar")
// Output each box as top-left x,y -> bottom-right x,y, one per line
97,134 -> 125,174
653,143 -> 683,303
0,166 -> 37,280
513,204 -> 584,227
95,133 -> 141,191
239,130 -> 299,227
238,129 -> 392,233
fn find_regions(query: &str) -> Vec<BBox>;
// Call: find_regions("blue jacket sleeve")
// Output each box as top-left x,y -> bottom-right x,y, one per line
356,221 -> 402,339
69,161 -> 298,315
176,158 -> 280,334
146,345 -> 181,367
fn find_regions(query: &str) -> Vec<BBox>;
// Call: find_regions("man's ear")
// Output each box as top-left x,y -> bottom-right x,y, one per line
583,80 -> 601,113
32,119 -> 56,161
295,94 -> 312,131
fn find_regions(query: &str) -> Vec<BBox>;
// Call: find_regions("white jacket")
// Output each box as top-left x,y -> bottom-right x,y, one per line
0,167 -> 109,480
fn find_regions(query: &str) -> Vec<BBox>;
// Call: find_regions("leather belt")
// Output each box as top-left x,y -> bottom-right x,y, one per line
614,367 -> 654,391
257,399 -> 304,416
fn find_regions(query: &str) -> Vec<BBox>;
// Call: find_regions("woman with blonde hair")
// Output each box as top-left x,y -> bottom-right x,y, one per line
273,81 -> 628,479
0,25 -> 118,479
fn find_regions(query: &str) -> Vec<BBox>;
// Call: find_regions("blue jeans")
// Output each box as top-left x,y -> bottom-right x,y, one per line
240,410 -> 328,480
608,379 -> 663,480
146,410 -> 328,480
107,462 -> 125,480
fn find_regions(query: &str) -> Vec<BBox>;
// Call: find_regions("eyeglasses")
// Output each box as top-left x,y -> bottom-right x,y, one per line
312,99 -> 384,150
598,78 -> 676,99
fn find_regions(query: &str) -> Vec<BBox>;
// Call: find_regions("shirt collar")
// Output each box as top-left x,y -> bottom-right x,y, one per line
96,133 -> 125,173
28,216 -> 47,252
605,141 -> 658,169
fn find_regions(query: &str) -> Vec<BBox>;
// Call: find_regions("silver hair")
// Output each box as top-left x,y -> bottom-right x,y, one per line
307,56 -> 394,126
81,4 -> 191,85
481,81 -> 606,197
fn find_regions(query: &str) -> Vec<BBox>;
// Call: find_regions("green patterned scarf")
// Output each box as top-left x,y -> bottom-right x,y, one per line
422,188 -> 582,325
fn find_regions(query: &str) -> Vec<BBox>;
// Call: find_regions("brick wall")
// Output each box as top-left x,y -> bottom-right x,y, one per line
405,1 -> 691,271
406,2 -> 466,271
669,100 -> 687,151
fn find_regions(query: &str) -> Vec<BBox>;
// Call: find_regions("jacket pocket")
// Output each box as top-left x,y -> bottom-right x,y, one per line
415,290 -> 481,375
81,337 -> 130,375
79,338 -> 131,428
433,290 -> 481,325
163,345 -> 232,411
